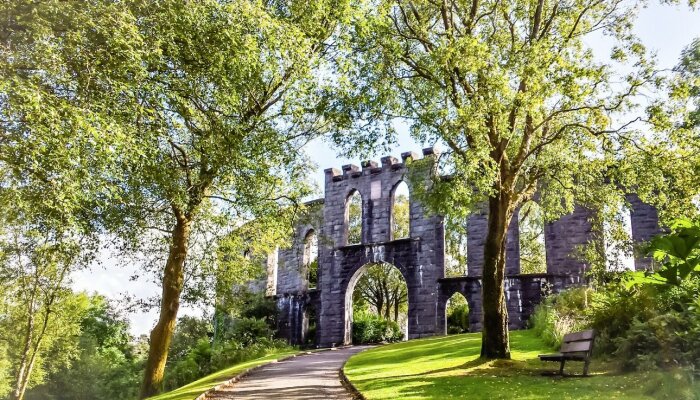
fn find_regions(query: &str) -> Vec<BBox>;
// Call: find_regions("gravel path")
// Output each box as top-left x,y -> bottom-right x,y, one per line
207,346 -> 369,399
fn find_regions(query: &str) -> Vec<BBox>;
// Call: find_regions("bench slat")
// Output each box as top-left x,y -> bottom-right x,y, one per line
562,329 -> 595,343
560,340 -> 592,353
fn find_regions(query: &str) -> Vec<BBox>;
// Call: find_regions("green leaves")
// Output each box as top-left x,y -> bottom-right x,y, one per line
648,218 -> 700,285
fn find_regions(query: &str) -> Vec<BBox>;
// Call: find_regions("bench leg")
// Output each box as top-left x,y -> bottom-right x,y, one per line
559,359 -> 566,375
583,359 -> 591,376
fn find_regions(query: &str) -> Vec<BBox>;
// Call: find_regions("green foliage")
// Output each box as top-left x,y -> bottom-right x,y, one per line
164,295 -> 289,391
167,316 -> 212,367
1,0 -> 351,392
308,259 -> 319,288
347,191 -> 363,244
330,0 -> 671,234
593,277 -> 700,372
391,192 -> 410,239
446,295 -> 470,335
24,294 -> 143,400
530,287 -> 592,348
351,313 -> 403,344
214,289 -> 278,341
677,37 -> 700,128
352,263 -> 408,323
530,273 -> 700,375
648,218 -> 700,285
519,201 -> 547,274
163,333 -> 291,391
229,318 -> 275,347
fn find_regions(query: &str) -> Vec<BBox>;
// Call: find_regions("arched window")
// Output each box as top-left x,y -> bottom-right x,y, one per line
303,230 -> 318,288
519,200 -> 547,274
445,215 -> 468,276
391,181 -> 410,240
605,205 -> 635,271
266,250 -> 278,296
445,292 -> 470,334
346,190 -> 363,245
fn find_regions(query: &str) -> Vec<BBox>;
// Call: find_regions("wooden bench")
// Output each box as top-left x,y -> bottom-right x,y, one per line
539,329 -> 596,376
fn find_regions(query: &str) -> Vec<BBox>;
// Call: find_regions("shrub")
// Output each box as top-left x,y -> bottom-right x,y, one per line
446,304 -> 469,334
352,314 -> 403,344
230,317 -> 274,346
529,286 -> 591,348
210,338 -> 290,371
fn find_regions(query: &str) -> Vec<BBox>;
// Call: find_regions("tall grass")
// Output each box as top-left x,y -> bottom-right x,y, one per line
529,287 -> 592,348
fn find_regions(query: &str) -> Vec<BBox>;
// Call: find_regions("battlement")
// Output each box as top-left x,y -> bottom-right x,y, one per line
324,147 -> 439,184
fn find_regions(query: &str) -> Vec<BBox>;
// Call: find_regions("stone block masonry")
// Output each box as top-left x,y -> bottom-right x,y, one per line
266,149 -> 662,346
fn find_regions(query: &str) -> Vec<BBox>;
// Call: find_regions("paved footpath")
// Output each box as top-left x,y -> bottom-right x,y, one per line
207,346 -> 370,400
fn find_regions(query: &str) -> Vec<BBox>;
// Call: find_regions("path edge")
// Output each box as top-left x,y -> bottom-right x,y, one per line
340,346 -> 377,400
197,347 -> 352,400
196,352 -> 299,400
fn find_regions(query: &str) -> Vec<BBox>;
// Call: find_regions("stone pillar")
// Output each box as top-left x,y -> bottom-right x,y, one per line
506,209 -> 521,275
466,206 -> 520,276
544,205 -> 595,286
626,193 -> 662,271
467,208 -> 487,277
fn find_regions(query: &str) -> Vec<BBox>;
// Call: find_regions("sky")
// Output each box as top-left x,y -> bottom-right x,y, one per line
72,3 -> 700,336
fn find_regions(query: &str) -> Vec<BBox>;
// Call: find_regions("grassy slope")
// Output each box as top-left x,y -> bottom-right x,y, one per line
147,350 -> 297,400
344,330 -> 692,400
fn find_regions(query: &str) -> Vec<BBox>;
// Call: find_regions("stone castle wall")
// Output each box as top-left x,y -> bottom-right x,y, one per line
268,148 -> 662,346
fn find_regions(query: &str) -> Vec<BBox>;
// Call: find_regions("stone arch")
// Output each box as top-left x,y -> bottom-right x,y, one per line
437,278 -> 482,333
302,229 -> 319,289
344,189 -> 363,245
444,292 -> 470,335
390,180 -> 410,240
343,261 -> 409,344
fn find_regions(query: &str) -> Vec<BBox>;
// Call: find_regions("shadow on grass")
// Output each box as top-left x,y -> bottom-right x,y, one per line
345,330 -> 667,400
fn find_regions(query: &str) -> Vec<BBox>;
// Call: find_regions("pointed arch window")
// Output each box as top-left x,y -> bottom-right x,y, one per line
346,190 -> 363,245
391,181 -> 410,240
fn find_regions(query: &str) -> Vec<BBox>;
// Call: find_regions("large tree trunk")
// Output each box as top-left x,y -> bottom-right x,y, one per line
140,214 -> 191,398
480,192 -> 512,359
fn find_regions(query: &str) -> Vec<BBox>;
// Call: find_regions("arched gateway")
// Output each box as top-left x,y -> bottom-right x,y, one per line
270,148 -> 662,347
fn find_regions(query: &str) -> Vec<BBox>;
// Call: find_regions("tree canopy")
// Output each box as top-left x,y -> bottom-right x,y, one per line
331,0 -> 685,358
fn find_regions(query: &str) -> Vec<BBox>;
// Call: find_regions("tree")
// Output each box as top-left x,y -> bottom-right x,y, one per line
0,0 -> 346,397
2,0 -> 350,395
353,263 -> 408,322
335,0 -> 666,358
678,38 -> 700,129
0,225 -> 92,400
0,2 -> 143,397
25,295 -> 142,400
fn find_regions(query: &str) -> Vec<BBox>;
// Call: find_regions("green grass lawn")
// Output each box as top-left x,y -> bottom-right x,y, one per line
147,350 -> 298,400
344,330 -> 698,400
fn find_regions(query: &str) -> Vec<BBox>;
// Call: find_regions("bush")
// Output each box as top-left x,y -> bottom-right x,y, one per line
446,304 -> 469,334
352,314 -> 403,344
230,317 -> 274,346
210,338 -> 290,371
529,286 -> 591,348
530,274 -> 700,376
